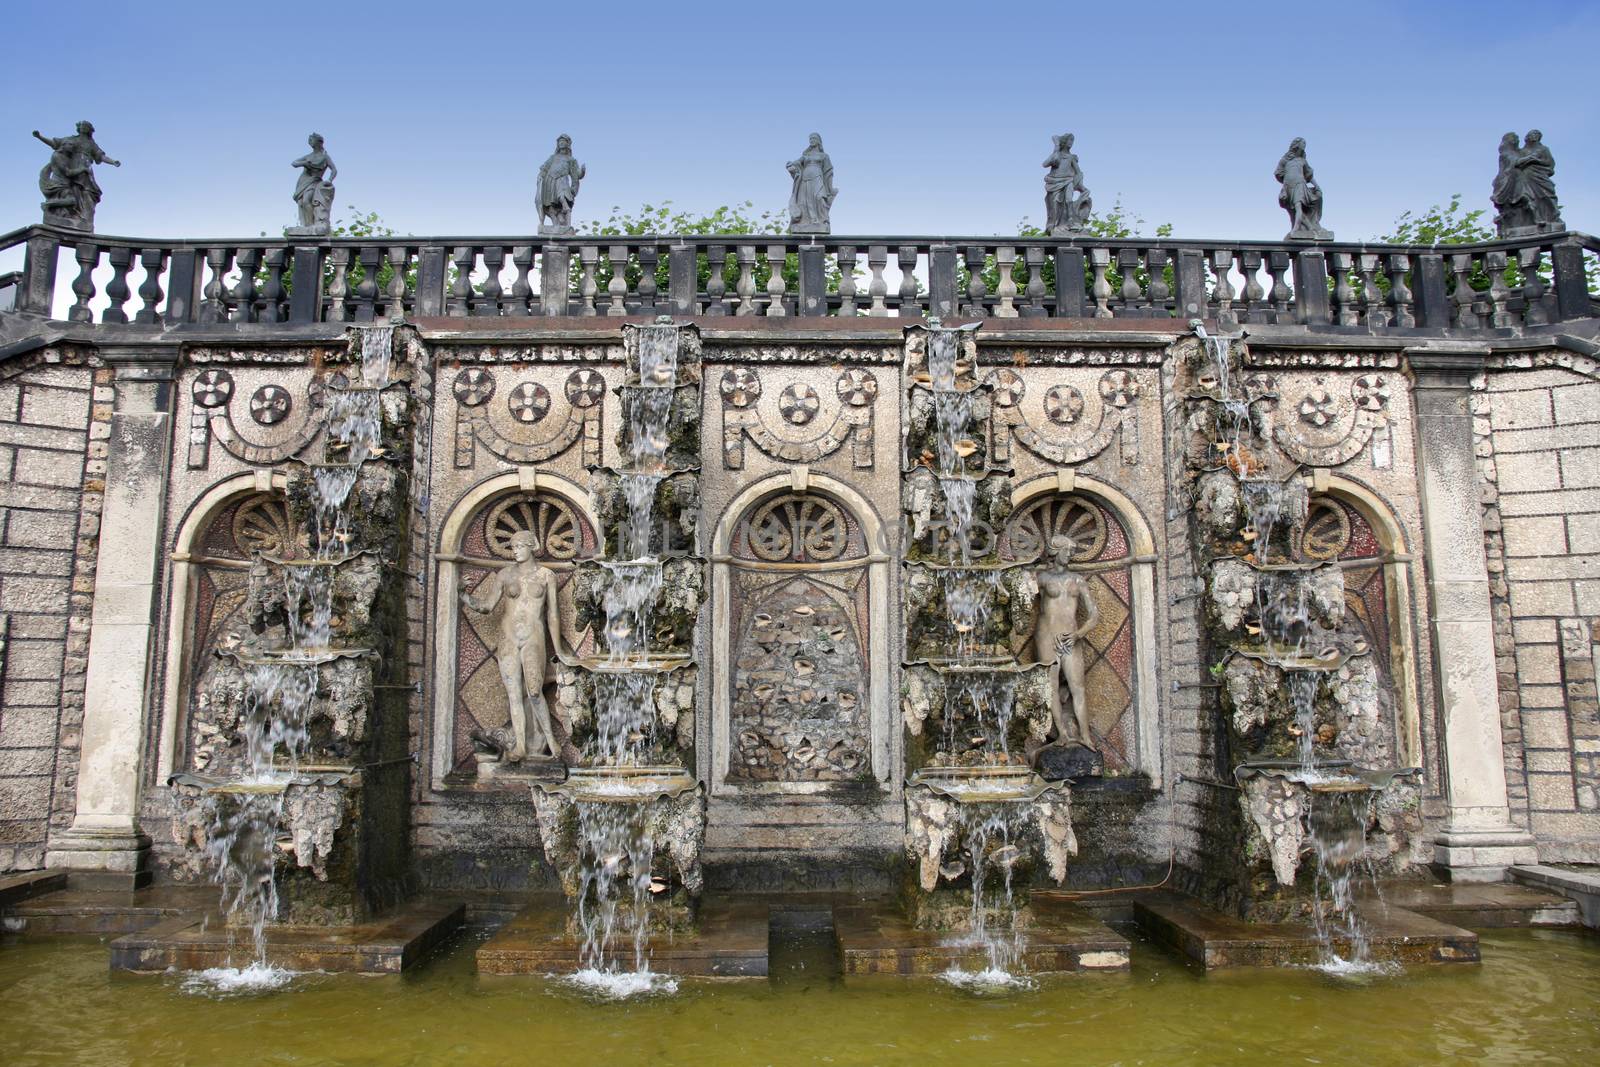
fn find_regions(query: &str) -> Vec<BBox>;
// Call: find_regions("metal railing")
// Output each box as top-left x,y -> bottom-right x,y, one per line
2,224 -> 1594,329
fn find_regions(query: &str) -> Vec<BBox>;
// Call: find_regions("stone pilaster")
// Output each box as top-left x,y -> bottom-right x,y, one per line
44,345 -> 178,887
1408,347 -> 1537,880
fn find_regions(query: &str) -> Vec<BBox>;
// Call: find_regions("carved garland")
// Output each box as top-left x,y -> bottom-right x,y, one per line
1269,373 -> 1393,467
987,368 -> 1142,466
719,368 -> 876,470
453,367 -> 604,469
187,368 -> 325,469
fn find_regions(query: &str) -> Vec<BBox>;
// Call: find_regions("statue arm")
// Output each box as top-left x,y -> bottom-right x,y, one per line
32,131 -> 59,149
1074,587 -> 1100,640
461,573 -> 502,614
291,152 -> 314,168
326,157 -> 337,182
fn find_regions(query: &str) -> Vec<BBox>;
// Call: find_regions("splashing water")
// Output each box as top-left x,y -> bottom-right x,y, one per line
618,473 -> 663,561
1307,790 -> 1385,973
599,561 -> 663,664
180,961 -> 299,996
574,800 -> 657,975
942,569 -> 998,659
943,803 -> 1026,977
943,671 -> 1016,760
588,672 -> 658,766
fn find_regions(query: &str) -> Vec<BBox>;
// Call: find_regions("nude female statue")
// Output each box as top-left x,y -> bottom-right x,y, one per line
460,530 -> 577,762
1023,534 -> 1100,749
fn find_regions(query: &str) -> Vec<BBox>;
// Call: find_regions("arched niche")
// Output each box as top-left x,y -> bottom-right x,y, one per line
1299,472 -> 1423,769
156,471 -> 291,781
430,471 -> 601,788
710,474 -> 892,796
1007,474 -> 1162,785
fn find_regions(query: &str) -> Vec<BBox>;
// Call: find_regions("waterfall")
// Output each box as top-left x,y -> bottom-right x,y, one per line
197,324 -> 394,973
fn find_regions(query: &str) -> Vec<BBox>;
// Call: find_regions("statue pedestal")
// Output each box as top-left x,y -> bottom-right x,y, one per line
1034,743 -> 1103,781
285,224 -> 331,237
475,756 -> 566,784
538,224 -> 575,237
789,222 -> 829,235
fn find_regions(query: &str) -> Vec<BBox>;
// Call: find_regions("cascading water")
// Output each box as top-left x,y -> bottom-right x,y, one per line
195,325 -> 393,978
1193,322 -> 1383,973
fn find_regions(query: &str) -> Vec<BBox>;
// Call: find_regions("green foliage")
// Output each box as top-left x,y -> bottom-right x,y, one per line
578,201 -> 811,299
1376,195 -> 1492,246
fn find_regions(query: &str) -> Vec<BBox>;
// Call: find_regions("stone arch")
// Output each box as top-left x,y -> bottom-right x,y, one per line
156,471 -> 290,781
710,472 -> 892,795
1009,473 -> 1161,784
1302,473 -> 1423,768
429,471 -> 601,788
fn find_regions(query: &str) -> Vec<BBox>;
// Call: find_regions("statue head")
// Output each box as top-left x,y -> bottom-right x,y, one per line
1526,129 -> 1543,145
1063,133 -> 1074,149
1289,137 -> 1306,155
509,529 -> 541,560
808,132 -> 823,149
1501,131 -> 1520,149
1048,533 -> 1077,565
308,132 -> 324,149
556,134 -> 572,152
75,120 -> 94,136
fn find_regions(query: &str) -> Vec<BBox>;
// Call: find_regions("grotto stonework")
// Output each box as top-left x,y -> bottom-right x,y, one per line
1,197 -> 1597,975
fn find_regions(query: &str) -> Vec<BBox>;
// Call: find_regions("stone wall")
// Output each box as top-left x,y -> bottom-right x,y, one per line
1480,354 -> 1600,862
0,350 -> 106,871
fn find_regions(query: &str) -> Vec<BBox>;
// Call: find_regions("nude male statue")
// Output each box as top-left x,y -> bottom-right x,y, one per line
1023,533 -> 1100,749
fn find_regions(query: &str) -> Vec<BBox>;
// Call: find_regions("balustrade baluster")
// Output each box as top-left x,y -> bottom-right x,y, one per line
68,243 -> 99,323
102,246 -> 133,324
258,248 -> 286,323
1330,252 -> 1357,326
1239,251 -> 1266,322
229,248 -> 257,324
994,246 -> 1019,318
1448,254 -> 1480,328
1146,248 -> 1170,316
1357,254 -> 1385,326
897,246 -> 920,318
706,245 -> 729,316
132,248 -> 166,325
1089,248 -> 1112,318
1518,246 -> 1549,325
735,245 -> 757,316
963,245 -> 987,318
1209,250 -> 1235,326
867,245 -> 889,316
1384,253 -> 1414,328
200,247 -> 230,324
1485,251 -> 1512,327
765,243 -> 789,317
836,246 -> 858,317
637,244 -> 660,313
1023,247 -> 1046,318
448,247 -> 474,317
326,248 -> 350,322
477,247 -> 505,317
384,245 -> 411,318
579,247 -> 600,317
1266,252 -> 1291,322
355,246 -> 382,322
606,245 -> 629,316
510,246 -> 534,315
1117,249 -> 1141,313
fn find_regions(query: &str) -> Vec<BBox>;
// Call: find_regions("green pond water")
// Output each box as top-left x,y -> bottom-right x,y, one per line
2,926 -> 1597,1066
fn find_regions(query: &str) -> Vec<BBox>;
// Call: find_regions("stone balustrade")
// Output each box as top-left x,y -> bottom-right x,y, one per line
2,224 -> 1595,328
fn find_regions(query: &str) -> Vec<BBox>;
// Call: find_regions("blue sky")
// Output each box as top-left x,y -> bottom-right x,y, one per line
1,0 -> 1595,242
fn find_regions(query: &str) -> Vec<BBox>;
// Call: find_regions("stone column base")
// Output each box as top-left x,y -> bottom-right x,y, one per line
1431,826 -> 1539,883
44,825 -> 152,890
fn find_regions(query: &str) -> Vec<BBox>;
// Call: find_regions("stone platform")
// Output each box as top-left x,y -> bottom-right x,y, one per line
108,899 -> 465,974
2,884 -> 215,936
1133,891 -> 1479,969
833,897 -> 1130,975
477,896 -> 770,976
1382,879 -> 1580,928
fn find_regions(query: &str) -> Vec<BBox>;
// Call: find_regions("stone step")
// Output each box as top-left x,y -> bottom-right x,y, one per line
1512,865 -> 1600,929
0,870 -> 66,911
1,884 -> 215,936
477,897 -> 769,977
834,896 -> 1130,975
1382,879 -> 1581,928
1133,890 -> 1479,969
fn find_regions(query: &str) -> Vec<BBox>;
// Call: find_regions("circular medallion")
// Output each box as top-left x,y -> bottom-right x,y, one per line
985,368 -> 1025,408
507,382 -> 552,424
564,368 -> 605,408
836,368 -> 878,407
1043,385 -> 1085,425
720,368 -> 761,408
1352,374 -> 1390,413
453,368 -> 495,407
192,369 -> 234,408
1099,369 -> 1140,408
1297,388 -> 1339,427
778,383 -> 820,426
249,385 -> 292,426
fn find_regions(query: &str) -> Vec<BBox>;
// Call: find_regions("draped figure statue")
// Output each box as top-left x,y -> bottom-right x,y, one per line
787,133 -> 836,234
287,133 -> 337,236
537,134 -> 585,235
1276,137 -> 1332,241
32,121 -> 120,232
1492,130 -> 1565,237
1043,133 -> 1092,235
